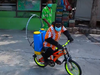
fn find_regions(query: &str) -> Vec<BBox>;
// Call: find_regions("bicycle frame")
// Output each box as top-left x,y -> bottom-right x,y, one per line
39,40 -> 71,63
52,49 -> 67,62
39,50 -> 66,62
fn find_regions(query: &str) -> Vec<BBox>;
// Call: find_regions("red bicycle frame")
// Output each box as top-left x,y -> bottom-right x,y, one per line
39,49 -> 67,62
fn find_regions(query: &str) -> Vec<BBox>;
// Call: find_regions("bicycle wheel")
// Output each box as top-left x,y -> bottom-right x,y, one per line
65,60 -> 82,75
33,54 -> 47,68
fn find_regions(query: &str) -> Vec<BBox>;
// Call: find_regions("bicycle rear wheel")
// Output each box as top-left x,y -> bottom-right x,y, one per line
33,54 -> 47,68
65,60 -> 82,75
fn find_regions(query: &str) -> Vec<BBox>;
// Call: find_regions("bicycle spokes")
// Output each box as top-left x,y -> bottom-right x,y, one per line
65,60 -> 81,75
39,57 -> 44,62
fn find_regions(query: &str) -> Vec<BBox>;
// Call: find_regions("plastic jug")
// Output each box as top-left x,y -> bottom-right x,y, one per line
33,31 -> 43,55
39,28 -> 46,42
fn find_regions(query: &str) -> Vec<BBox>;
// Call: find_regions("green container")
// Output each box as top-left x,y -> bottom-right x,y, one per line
63,22 -> 69,27
63,11 -> 69,16
69,20 -> 75,23
63,11 -> 69,14
57,5 -> 64,8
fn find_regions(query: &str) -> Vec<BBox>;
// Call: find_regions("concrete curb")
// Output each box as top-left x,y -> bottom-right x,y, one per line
85,34 -> 100,43
66,27 -> 100,34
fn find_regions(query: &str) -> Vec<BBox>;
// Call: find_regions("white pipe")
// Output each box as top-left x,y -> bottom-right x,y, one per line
26,14 -> 38,39
25,14 -> 43,47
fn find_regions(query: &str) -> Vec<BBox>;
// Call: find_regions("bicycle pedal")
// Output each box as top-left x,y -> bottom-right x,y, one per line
48,60 -> 55,67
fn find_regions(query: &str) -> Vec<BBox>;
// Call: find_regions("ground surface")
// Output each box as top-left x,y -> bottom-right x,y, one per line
0,30 -> 100,75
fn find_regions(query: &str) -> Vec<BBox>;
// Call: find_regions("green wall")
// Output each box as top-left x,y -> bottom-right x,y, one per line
0,4 -> 57,30
0,11 -> 16,17
0,18 -> 41,30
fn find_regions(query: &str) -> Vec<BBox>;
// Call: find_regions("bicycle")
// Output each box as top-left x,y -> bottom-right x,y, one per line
33,40 -> 82,75
26,14 -> 82,75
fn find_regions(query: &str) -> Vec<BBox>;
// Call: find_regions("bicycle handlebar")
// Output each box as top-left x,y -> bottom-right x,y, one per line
56,40 -> 70,49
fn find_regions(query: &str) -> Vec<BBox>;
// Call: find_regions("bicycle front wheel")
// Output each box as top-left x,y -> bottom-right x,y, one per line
65,60 -> 82,75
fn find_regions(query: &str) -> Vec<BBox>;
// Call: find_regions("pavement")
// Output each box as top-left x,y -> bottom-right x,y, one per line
0,30 -> 100,75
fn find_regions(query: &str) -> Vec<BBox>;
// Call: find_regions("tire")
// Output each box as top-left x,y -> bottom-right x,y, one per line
33,54 -> 47,68
65,60 -> 82,75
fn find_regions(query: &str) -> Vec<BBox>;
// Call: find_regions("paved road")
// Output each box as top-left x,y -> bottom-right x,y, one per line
0,30 -> 100,75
